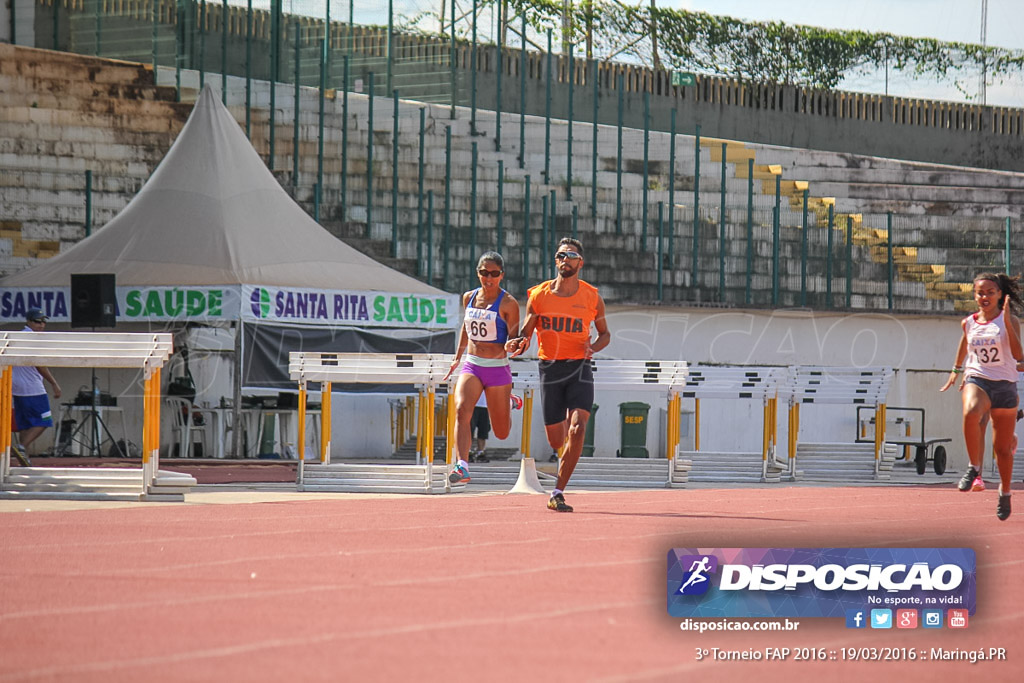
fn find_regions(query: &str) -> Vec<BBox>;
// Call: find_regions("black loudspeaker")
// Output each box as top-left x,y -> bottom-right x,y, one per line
70,273 -> 117,328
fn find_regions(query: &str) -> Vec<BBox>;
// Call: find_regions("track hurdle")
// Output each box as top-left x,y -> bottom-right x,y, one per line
288,352 -> 460,493
0,331 -> 191,501
678,366 -> 788,483
784,366 -> 894,478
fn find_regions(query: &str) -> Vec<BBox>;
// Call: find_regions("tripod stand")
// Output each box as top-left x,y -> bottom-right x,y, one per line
55,369 -> 125,458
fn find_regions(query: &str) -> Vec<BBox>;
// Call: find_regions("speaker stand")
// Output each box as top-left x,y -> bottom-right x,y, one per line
55,367 -> 124,458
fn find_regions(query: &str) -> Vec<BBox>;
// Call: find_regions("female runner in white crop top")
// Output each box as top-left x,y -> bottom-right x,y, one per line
941,272 -> 1024,520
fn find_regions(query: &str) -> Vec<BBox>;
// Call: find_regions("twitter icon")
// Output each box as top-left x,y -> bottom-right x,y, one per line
870,609 -> 892,629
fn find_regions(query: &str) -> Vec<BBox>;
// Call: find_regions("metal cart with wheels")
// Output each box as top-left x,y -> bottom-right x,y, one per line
855,406 -> 952,475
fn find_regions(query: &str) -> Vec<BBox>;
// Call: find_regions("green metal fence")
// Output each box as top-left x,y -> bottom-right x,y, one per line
6,158 -> 1015,317
5,0 -> 1023,316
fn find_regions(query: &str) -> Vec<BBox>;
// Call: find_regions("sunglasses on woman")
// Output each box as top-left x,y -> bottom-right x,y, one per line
554,251 -> 582,261
478,268 -> 503,278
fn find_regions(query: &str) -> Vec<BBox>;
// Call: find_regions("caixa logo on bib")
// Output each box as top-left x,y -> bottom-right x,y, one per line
667,548 -> 976,618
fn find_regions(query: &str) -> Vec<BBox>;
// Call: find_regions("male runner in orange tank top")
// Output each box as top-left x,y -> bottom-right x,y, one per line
507,238 -> 610,512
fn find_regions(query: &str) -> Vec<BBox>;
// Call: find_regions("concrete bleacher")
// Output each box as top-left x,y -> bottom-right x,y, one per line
2,43 -> 1022,312
793,443 -> 900,483
0,45 -> 185,270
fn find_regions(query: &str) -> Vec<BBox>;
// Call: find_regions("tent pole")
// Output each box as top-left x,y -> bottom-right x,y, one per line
233,320 -> 244,458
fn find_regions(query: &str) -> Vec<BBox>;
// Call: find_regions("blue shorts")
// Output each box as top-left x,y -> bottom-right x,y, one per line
13,394 -> 53,431
966,376 -> 1019,410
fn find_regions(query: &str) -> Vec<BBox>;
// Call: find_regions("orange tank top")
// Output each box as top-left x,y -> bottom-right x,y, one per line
527,280 -> 600,360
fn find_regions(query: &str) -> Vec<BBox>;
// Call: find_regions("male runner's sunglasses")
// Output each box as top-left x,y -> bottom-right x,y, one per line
554,251 -> 582,261
478,269 -> 503,278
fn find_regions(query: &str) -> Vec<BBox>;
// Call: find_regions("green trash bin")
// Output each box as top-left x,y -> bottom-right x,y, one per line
617,401 -> 650,458
581,404 -> 599,456
258,414 -> 278,458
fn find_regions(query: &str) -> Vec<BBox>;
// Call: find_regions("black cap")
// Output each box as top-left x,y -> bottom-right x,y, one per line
25,308 -> 48,322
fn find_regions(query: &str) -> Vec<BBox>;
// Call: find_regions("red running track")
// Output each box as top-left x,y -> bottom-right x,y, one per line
0,484 -> 1021,682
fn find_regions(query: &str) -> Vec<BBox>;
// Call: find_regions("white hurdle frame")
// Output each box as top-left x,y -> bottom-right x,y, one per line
288,352 -> 455,487
681,366 -> 788,479
288,354 -> 690,488
288,355 -> 898,486
590,360 -> 691,485
508,359 -> 690,480
0,331 -> 173,488
783,366 -> 894,476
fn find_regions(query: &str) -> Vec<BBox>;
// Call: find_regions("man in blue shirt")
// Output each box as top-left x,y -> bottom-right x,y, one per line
12,308 -> 62,465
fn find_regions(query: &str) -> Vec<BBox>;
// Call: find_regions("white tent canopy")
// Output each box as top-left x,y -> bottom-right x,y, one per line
0,85 -> 455,459
2,85 -> 443,295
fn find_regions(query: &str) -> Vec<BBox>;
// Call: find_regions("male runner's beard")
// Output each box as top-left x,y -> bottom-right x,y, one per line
558,262 -> 580,277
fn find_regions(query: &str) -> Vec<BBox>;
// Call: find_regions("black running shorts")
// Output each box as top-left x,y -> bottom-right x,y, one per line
538,359 -> 594,426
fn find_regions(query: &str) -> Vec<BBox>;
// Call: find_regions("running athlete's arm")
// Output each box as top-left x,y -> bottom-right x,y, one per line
940,321 -> 968,392
1003,295 -> 1024,362
444,292 -> 472,380
501,293 -> 521,341
506,298 -> 537,357
584,295 -> 611,358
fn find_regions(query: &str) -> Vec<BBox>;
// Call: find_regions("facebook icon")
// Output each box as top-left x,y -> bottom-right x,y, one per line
846,609 -> 867,629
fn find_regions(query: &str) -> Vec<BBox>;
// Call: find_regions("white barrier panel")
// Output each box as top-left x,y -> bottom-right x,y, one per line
785,366 -> 893,404
0,332 -> 181,500
0,331 -> 173,369
682,366 -> 786,399
287,353 -> 692,492
783,366 -> 894,477
509,359 -> 689,390
287,354 -> 902,489
680,366 -> 788,481
590,359 -> 690,387
289,352 -> 455,386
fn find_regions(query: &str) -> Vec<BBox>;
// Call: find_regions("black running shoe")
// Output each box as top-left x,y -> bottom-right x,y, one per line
997,494 -> 1012,521
547,493 -> 573,512
958,466 -> 979,492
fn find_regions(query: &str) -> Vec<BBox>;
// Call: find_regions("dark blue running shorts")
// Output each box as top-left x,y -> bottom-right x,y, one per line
965,376 -> 1019,410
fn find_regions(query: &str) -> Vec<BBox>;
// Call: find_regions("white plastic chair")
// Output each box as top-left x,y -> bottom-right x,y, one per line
165,396 -> 209,458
